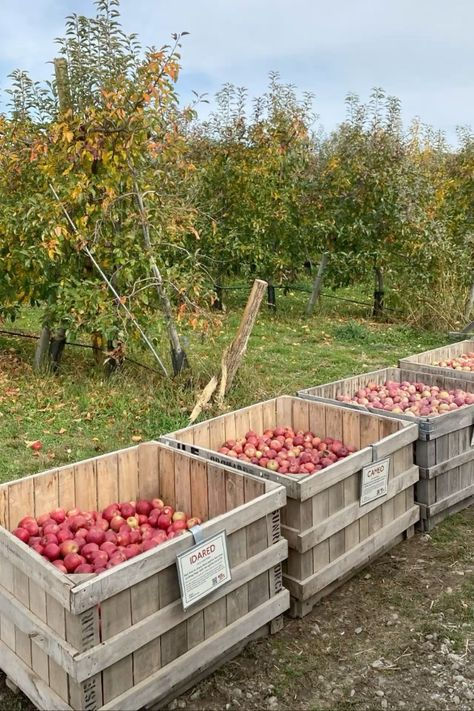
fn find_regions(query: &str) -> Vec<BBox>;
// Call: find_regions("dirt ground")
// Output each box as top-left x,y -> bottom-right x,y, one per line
1,509 -> 473,711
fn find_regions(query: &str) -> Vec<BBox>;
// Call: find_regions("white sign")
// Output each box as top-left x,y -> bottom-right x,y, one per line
176,531 -> 231,610
360,458 -> 390,506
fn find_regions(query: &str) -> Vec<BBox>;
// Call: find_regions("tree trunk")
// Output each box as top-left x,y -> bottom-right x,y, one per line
33,326 -> 51,372
267,283 -> 276,311
49,327 -> 66,372
465,281 -> 474,319
306,252 -> 329,316
213,283 -> 224,311
132,176 -> 189,376
373,266 -> 385,317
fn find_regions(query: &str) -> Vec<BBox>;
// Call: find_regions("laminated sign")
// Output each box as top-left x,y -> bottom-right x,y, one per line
176,530 -> 231,609
360,458 -> 390,506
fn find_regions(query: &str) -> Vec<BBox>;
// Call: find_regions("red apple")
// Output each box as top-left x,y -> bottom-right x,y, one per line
172,519 -> 187,532
59,539 -> 79,557
104,530 -> 117,543
69,515 -> 87,533
108,551 -> 127,566
82,543 -> 100,562
162,505 -> 174,518
49,508 -> 66,524
52,560 -> 68,573
42,543 -> 60,561
157,514 -> 171,530
110,515 -> 125,532
137,514 -> 148,525
129,529 -> 141,544
86,527 -> 105,546
124,543 -> 141,559
116,530 -> 130,546
95,516 -> 109,532
36,513 -> 51,527
151,498 -> 164,510
119,502 -> 136,518
102,504 -> 119,522
91,551 -> 109,566
31,542 -> 44,555
63,553 -> 85,573
57,529 -> 74,544
74,564 -> 94,573
142,539 -> 158,552
136,500 -> 153,516
43,523 -> 60,536
100,541 -> 117,556
66,507 -> 81,518
172,511 -> 187,523
41,533 -> 58,546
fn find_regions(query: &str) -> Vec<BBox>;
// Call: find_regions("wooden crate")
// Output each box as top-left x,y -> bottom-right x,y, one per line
399,340 -> 474,383
160,396 -> 419,617
0,442 -> 288,711
298,368 -> 474,531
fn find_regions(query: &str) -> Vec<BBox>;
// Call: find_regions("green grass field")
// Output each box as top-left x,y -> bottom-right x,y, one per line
0,287 -> 447,483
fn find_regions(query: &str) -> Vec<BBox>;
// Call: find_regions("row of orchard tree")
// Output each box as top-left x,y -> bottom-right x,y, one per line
0,0 -> 473,376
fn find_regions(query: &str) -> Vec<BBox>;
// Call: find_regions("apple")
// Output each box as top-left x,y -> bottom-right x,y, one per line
100,541 -> 117,556
102,504 -> 119,522
157,514 -> 171,530
151,498 -> 164,510
37,513 -> 52,527
126,516 -> 139,529
74,564 -> 94,573
69,515 -> 88,532
49,508 -> 66,524
63,553 -> 86,573
136,500 -> 153,516
116,530 -> 130,546
162,505 -> 174,518
110,515 -> 126,532
82,543 -> 100,562
124,543 -> 141,559
171,519 -> 187,532
142,539 -> 159,552
119,502 -> 135,518
57,528 -> 74,544
186,517 -> 202,529
95,516 -> 109,531
51,560 -> 68,573
59,539 -> 79,557
172,511 -> 187,522
31,542 -> 45,555
86,527 -> 105,546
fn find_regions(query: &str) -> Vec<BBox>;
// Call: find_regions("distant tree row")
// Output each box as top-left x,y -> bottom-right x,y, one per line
0,0 -> 472,375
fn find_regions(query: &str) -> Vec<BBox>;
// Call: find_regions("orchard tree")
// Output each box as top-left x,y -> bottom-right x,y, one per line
1,0 -> 209,375
190,74 -> 317,301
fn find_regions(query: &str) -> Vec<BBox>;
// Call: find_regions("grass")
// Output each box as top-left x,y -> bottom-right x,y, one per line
0,286 -> 447,483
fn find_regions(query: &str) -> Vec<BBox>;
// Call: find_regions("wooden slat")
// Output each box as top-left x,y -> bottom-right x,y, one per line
96,453 -> 119,511
101,590 -> 133,704
284,506 -> 420,601
66,605 -> 102,710
138,442 -> 159,501
174,453 -> 192,515
189,458 -> 209,521
99,591 -> 289,711
131,575 -> 161,685
58,466 -> 75,513
74,460 -> 97,513
118,448 -> 139,502
0,639 -> 72,711
158,446 -> 175,506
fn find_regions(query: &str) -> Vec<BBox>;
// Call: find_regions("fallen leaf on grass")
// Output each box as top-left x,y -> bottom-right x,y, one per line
58,427 -> 67,435
131,435 -> 143,443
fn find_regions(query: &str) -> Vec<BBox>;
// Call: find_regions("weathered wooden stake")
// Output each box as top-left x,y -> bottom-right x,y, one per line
306,252 -> 329,316
189,279 -> 267,422
373,266 -> 385,317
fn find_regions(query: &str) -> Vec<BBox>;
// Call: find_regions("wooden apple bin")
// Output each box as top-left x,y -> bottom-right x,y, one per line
0,442 -> 288,710
399,340 -> 474,383
299,368 -> 474,532
161,396 -> 419,618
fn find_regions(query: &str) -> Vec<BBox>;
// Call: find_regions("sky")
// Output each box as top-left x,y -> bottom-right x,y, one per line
0,0 -> 472,144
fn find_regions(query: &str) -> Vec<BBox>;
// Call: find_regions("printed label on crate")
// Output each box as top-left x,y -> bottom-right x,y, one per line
360,457 -> 390,506
176,530 -> 231,610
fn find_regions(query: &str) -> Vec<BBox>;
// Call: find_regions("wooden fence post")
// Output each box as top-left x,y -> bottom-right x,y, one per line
306,252 -> 329,316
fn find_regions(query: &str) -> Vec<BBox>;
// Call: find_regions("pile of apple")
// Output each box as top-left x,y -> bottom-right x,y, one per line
218,427 -> 357,475
435,352 -> 474,372
12,499 -> 202,574
336,379 -> 474,417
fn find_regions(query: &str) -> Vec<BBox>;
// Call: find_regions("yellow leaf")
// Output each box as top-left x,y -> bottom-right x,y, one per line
131,435 -> 142,443
65,130 -> 74,143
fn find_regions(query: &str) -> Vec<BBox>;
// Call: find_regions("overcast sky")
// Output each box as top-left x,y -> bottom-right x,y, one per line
0,0 -> 472,144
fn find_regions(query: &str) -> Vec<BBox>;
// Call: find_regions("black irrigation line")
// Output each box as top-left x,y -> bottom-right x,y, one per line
213,282 -> 397,312
0,329 -> 164,376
